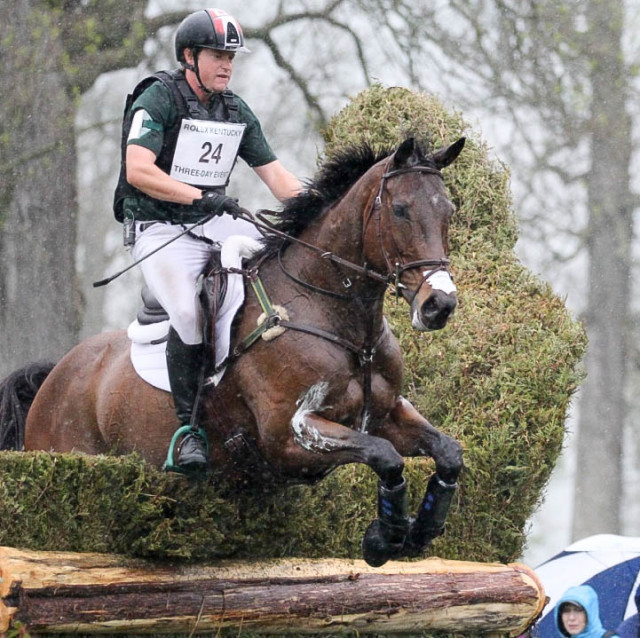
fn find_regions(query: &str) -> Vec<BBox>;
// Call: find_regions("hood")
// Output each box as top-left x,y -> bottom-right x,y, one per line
554,585 -> 606,638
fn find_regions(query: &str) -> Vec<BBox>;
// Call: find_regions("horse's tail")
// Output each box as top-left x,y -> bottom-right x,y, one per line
0,362 -> 55,450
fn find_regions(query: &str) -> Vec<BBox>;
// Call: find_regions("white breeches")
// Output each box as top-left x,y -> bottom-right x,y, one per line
131,215 -> 261,345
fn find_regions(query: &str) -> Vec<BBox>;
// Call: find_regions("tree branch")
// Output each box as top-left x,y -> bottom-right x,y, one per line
260,32 -> 327,129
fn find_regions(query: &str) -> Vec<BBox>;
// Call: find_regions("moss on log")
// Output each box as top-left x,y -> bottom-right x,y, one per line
0,85 -> 586,568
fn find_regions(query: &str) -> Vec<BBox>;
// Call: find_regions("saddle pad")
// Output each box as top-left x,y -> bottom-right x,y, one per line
130,338 -> 171,392
129,234 -> 263,391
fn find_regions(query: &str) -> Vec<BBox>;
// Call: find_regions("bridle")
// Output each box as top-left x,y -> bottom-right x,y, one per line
276,160 -> 453,301
367,161 -> 452,303
211,160 -> 455,433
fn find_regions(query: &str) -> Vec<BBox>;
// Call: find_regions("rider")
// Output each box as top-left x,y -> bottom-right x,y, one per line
114,8 -> 302,474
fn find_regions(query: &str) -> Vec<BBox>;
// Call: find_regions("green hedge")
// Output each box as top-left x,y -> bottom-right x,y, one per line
0,85 -> 586,567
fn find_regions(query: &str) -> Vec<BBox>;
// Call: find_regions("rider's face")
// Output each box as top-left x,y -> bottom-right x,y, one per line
188,48 -> 235,93
200,49 -> 235,92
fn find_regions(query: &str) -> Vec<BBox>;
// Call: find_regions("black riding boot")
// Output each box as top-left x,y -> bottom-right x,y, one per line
404,473 -> 458,557
166,327 -> 207,473
361,479 -> 409,567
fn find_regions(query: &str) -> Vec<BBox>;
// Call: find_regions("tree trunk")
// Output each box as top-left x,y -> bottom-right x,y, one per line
0,0 -> 81,377
572,0 -> 632,538
0,547 -> 545,636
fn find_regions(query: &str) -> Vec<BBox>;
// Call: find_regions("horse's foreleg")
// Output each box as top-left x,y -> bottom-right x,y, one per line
374,396 -> 463,559
284,411 -> 405,485
274,409 -> 410,567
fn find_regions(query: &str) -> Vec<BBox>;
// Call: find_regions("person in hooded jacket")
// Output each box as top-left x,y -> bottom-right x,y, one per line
615,583 -> 640,638
554,584 -> 619,638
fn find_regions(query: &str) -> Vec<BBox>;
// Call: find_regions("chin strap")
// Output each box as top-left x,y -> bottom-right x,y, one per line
182,49 -> 215,95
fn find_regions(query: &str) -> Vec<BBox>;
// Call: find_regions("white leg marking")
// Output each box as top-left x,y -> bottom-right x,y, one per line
291,382 -> 348,453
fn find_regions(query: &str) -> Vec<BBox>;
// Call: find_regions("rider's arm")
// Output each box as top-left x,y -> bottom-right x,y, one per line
253,159 -> 302,202
126,145 -> 203,204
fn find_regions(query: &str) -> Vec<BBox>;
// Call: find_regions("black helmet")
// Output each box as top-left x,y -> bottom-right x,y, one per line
175,8 -> 249,65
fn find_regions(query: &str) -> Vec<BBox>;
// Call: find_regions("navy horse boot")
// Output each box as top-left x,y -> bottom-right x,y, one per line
404,473 -> 458,557
361,479 -> 409,567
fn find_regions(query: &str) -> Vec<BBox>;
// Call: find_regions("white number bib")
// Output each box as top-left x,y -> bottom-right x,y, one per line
170,119 -> 246,187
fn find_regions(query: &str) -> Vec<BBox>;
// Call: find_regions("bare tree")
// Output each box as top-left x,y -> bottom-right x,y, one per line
573,0 -> 632,537
0,0 -> 188,376
1,1 -> 378,370
243,0 -> 371,129
0,1 -> 80,375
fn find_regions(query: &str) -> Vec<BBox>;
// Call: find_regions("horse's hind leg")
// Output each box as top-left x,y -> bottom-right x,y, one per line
371,396 -> 463,559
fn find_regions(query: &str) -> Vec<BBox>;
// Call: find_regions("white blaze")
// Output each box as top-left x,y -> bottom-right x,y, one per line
424,269 -> 457,295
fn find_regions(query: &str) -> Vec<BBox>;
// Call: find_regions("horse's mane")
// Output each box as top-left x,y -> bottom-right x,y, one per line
258,143 -> 391,253
256,138 -> 434,254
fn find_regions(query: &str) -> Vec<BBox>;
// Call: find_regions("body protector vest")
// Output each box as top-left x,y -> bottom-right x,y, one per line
113,69 -> 242,222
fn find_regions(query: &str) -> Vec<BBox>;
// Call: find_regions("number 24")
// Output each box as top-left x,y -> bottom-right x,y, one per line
199,142 -> 223,164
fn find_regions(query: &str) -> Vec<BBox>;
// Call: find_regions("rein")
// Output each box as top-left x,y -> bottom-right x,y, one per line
211,162 -> 453,433
274,163 -> 451,299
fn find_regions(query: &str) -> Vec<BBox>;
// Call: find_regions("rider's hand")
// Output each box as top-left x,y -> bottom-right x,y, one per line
193,191 -> 242,219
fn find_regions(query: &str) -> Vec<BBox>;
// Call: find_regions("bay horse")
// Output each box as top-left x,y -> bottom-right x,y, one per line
0,136 -> 465,567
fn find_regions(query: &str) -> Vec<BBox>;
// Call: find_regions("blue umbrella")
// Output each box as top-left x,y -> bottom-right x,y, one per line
533,535 -> 640,636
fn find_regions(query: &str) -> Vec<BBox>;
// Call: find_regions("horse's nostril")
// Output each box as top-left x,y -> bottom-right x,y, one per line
421,292 -> 457,323
421,297 -> 439,316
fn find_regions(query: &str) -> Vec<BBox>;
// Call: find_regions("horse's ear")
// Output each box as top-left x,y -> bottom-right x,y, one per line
392,137 -> 418,168
431,137 -> 466,170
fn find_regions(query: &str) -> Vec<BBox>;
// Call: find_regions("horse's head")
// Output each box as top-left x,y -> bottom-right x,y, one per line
365,136 -> 465,331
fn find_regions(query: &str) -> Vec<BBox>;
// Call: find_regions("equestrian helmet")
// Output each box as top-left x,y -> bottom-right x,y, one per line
175,8 -> 250,64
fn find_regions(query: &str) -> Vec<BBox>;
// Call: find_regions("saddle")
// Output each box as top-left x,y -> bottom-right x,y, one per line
135,252 -> 229,348
131,246 -> 278,482
128,235 -> 263,392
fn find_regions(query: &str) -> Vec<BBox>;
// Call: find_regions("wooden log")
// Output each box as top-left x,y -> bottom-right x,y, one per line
0,546 -> 545,636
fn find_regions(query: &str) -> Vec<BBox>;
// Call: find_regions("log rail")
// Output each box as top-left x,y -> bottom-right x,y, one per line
0,546 -> 546,636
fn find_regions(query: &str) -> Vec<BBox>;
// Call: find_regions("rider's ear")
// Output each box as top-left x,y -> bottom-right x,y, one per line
392,137 -> 417,168
431,137 -> 466,170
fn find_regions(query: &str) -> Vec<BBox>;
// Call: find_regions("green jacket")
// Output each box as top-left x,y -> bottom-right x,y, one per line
115,69 -> 276,223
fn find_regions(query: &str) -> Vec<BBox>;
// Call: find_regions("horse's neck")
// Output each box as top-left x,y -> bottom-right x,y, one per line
278,179 -> 387,335
300,172 -> 377,275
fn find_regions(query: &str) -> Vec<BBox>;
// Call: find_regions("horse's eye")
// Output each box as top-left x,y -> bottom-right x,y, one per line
392,203 -> 409,219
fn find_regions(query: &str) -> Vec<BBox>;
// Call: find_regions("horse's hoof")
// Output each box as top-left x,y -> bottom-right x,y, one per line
361,520 -> 404,567
403,518 -> 444,557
